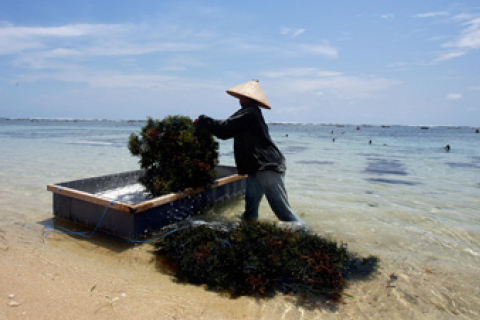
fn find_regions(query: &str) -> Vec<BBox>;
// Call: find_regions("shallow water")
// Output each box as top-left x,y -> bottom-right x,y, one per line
1,118 -> 479,318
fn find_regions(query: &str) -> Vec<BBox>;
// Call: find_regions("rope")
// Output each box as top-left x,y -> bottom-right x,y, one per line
46,187 -> 186,243
87,199 -> 115,238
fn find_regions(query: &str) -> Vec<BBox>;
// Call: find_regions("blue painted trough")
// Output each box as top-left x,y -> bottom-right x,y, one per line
47,165 -> 246,240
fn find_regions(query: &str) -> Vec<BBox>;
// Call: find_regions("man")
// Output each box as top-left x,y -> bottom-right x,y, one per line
196,80 -> 301,223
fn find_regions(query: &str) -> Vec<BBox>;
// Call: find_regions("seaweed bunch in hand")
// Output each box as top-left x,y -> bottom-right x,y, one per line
128,115 -> 219,197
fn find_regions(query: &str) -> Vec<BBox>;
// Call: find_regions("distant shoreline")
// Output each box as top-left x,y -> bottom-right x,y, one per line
0,117 -> 477,129
0,117 -> 146,123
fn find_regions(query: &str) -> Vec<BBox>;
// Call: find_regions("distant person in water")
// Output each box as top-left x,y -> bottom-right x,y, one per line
445,144 -> 450,152
196,80 -> 302,225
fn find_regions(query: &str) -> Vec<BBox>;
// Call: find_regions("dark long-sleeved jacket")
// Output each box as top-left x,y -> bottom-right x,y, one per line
199,104 -> 286,175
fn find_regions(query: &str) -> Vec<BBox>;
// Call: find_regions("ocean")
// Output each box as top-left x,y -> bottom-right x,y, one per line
1,118 -> 479,318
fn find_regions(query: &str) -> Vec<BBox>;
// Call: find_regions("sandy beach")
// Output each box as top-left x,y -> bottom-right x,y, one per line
2,212 -> 479,320
2,222 -> 279,320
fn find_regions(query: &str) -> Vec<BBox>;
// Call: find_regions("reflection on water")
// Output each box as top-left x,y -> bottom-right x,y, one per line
366,178 -> 421,185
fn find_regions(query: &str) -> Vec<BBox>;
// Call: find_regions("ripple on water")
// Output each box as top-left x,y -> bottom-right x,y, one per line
446,162 -> 480,169
363,157 -> 420,185
366,178 -> 421,186
471,156 -> 480,163
296,160 -> 334,165
282,146 -> 308,154
364,158 -> 408,176
220,151 -> 234,157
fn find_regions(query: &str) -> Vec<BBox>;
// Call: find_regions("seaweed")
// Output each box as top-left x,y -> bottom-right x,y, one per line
154,221 -> 378,303
128,116 -> 219,197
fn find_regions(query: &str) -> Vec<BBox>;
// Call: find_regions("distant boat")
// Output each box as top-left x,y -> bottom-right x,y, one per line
476,128 -> 479,133
421,126 -> 429,130
381,125 -> 390,128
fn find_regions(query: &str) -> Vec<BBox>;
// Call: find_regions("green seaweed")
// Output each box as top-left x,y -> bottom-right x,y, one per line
154,221 -> 378,303
128,115 -> 219,197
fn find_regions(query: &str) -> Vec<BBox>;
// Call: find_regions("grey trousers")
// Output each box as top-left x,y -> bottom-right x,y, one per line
243,170 -> 300,222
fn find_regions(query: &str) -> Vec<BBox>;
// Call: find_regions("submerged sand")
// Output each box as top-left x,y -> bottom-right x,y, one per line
1,215 -> 479,320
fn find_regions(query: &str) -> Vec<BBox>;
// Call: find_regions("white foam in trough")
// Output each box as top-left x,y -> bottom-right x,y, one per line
96,183 -> 150,204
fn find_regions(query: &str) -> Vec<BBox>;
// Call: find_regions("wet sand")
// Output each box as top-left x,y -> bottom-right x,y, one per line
1,216 -> 479,320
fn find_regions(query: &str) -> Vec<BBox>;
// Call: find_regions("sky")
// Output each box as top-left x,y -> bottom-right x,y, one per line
0,0 -> 479,126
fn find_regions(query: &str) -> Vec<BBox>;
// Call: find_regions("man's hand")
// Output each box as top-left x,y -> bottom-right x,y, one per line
195,115 -> 208,126
194,115 -> 209,130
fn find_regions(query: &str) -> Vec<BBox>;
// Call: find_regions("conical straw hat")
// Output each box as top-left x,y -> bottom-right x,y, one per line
226,80 -> 271,109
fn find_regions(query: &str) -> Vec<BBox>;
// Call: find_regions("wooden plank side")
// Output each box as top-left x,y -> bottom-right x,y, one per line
47,173 -> 246,215
132,174 -> 247,213
47,185 -> 135,213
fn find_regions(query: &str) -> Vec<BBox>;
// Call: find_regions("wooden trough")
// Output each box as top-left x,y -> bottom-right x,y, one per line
47,165 -> 246,240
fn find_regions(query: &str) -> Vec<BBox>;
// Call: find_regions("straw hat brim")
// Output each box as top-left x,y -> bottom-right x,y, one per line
226,80 -> 271,109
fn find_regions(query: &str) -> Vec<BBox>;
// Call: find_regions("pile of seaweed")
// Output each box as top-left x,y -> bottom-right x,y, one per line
154,221 -> 378,302
128,115 -> 218,197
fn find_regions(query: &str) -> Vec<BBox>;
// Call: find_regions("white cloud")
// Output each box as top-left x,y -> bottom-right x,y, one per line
453,14 -> 475,21
0,37 -> 44,54
298,44 -> 338,58
0,23 -> 131,38
0,22 -> 204,58
263,68 -> 402,100
262,68 -> 342,78
428,14 -> 480,64
85,42 -> 203,56
277,104 -> 312,116
0,20 -> 208,74
413,11 -> 449,18
446,93 -> 462,100
11,41 -> 204,71
17,67 -> 221,91
445,16 -> 480,49
287,76 -> 401,98
161,55 -> 207,72
280,27 -> 306,37
387,61 -> 409,68
292,29 -> 306,37
381,14 -> 395,19
430,50 -> 467,64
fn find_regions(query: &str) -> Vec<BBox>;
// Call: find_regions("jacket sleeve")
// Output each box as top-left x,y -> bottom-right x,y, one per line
199,109 -> 252,140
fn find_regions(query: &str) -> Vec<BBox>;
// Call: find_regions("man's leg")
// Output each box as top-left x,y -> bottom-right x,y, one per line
243,173 -> 264,221
256,170 -> 301,222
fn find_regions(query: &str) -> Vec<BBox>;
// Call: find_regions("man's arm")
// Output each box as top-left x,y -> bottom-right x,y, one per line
197,109 -> 252,140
